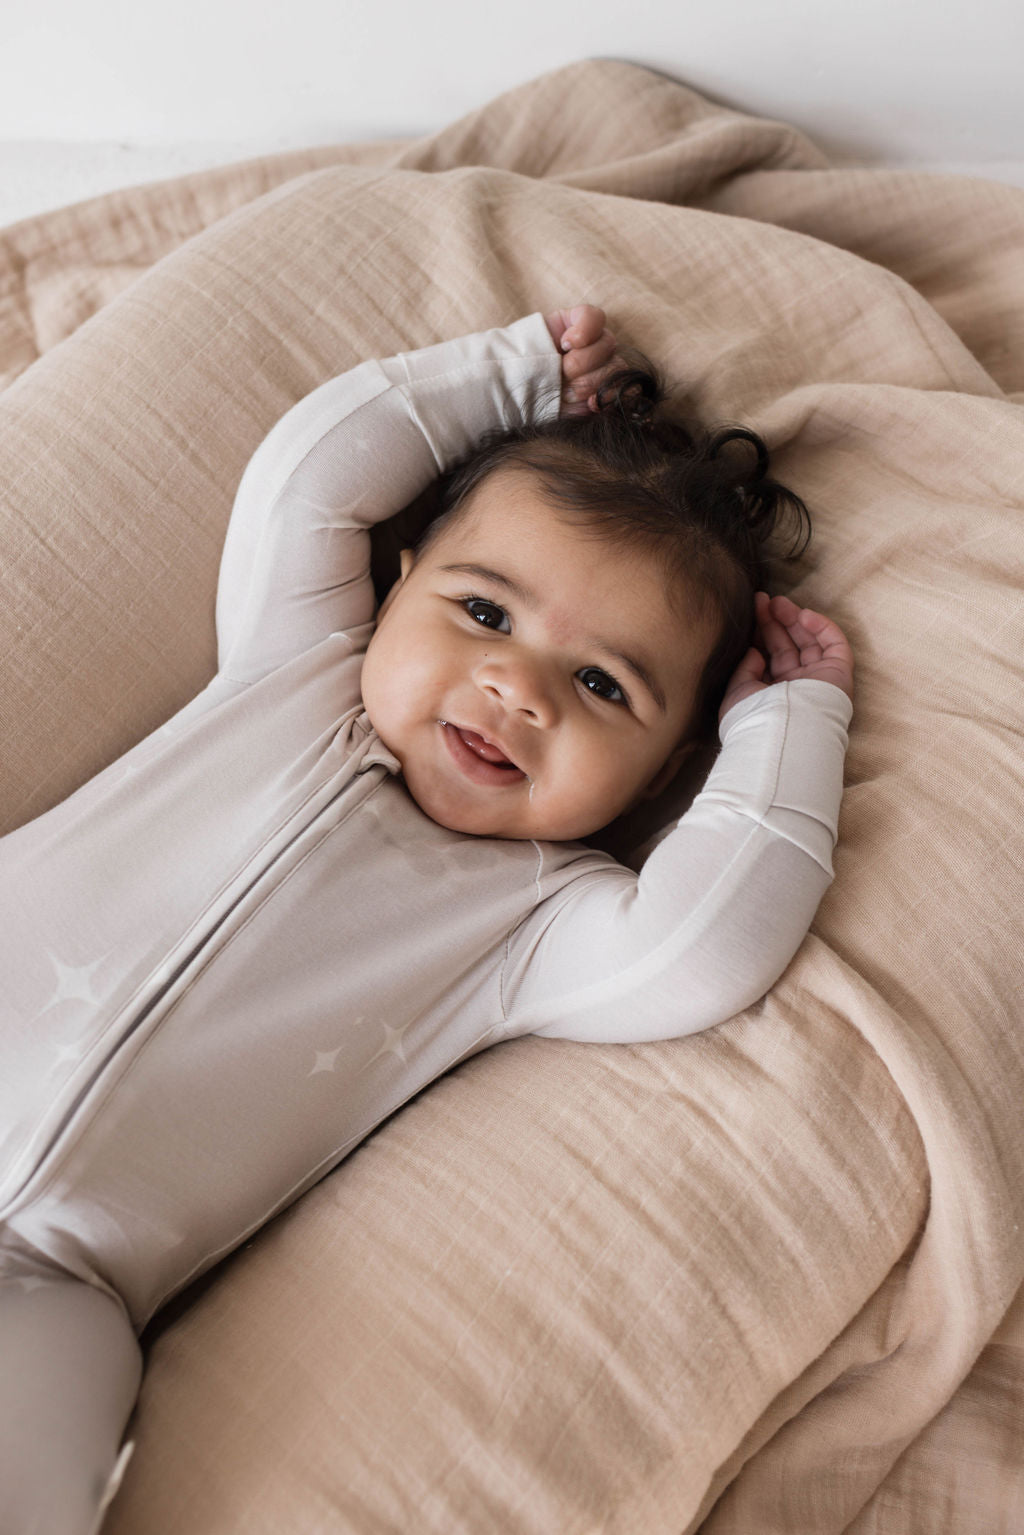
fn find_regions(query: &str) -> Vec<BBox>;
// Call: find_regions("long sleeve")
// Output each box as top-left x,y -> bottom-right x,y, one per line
214,313 -> 561,686
502,680 -> 852,1043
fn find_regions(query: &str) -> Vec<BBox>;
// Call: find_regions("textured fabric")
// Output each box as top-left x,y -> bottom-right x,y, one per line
0,55 -> 1022,1535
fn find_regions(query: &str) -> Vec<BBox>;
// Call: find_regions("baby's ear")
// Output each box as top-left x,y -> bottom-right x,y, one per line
640,739 -> 701,802
377,547 -> 416,620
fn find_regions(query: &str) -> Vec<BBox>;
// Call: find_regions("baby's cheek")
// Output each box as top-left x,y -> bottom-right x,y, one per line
588,759 -> 649,831
360,639 -> 401,738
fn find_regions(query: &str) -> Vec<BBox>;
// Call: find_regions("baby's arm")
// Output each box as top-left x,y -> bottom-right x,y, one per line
501,671 -> 853,1044
215,311 -> 606,686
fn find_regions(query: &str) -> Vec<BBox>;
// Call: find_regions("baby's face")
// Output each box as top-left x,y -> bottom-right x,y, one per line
360,471 -> 715,841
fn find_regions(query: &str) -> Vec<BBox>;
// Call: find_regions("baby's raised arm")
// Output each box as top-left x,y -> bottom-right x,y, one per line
213,312 -> 572,687
501,676 -> 852,1044
212,303 -> 613,691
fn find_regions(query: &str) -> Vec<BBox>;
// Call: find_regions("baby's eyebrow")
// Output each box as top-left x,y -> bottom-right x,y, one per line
439,561 -> 667,713
440,562 -> 533,606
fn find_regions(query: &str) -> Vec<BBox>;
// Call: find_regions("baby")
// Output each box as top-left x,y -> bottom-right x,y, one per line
0,304 -> 852,1533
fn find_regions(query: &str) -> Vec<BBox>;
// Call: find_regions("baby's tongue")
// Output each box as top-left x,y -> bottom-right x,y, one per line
459,728 -> 510,764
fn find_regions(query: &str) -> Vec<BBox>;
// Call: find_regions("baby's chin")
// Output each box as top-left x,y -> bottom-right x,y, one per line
404,781 -> 602,844
396,769 -> 535,841
407,787 -> 537,841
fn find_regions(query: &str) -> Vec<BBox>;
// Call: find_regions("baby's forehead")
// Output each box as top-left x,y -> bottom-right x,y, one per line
436,479 -> 638,570
461,498 -> 684,596
433,504 -> 649,597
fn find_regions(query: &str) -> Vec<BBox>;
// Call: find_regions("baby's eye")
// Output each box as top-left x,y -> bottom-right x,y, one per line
578,667 -> 626,705
463,597 -> 511,633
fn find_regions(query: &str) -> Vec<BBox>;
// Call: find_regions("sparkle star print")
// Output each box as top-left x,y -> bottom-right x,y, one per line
36,952 -> 112,1017
308,1044 -> 345,1076
360,1020 -> 413,1071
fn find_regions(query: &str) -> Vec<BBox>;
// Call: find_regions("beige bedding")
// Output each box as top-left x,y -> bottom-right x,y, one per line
1,58 -> 1022,1533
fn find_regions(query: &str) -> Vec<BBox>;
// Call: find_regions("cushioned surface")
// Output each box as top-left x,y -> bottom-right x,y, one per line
1,58 -> 1022,1535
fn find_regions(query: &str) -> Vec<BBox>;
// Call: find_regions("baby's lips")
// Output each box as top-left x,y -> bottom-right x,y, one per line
457,728 -> 514,767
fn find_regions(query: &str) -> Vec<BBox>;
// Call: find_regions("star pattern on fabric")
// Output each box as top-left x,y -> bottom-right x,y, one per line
308,1045 -> 345,1076
49,1040 -> 87,1072
360,1019 -> 413,1072
308,1017 -> 365,1076
37,952 -> 111,1017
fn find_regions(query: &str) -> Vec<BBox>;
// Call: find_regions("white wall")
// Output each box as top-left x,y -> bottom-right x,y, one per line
5,0 -> 1024,158
2,0 -> 1023,224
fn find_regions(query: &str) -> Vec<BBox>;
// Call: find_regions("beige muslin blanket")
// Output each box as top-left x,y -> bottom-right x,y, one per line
1,58 -> 1022,1535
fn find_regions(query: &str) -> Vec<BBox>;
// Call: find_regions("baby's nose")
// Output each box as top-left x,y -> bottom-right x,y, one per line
475,653 -> 557,727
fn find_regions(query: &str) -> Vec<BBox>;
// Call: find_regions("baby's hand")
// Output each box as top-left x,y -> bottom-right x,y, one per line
544,304 -> 618,415
720,592 -> 854,721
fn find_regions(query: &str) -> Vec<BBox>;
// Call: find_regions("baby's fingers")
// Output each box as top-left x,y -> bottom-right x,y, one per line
764,594 -> 840,658
756,592 -> 802,668
546,304 -> 619,413
758,592 -> 855,699
562,331 -> 617,389
790,604 -> 852,658
547,305 -> 616,396
544,303 -> 604,352
558,304 -> 608,350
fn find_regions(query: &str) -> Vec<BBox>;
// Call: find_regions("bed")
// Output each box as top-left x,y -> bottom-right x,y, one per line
2,58 -> 1022,1533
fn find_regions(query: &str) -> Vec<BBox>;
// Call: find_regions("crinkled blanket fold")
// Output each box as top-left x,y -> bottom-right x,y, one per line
1,58 -> 1022,1535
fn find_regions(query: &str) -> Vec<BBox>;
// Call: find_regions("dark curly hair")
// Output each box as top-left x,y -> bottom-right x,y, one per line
412,359 -> 810,740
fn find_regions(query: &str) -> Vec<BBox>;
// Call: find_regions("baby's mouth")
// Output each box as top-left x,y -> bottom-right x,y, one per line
454,727 -> 518,769
438,720 -> 526,785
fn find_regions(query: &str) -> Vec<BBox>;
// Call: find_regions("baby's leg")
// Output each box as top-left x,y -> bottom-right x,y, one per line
0,1250 -> 142,1535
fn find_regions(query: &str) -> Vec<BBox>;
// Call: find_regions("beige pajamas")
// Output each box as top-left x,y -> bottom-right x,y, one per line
0,316 -> 850,1532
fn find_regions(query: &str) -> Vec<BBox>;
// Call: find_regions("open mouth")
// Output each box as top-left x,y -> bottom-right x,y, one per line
440,722 -> 526,786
